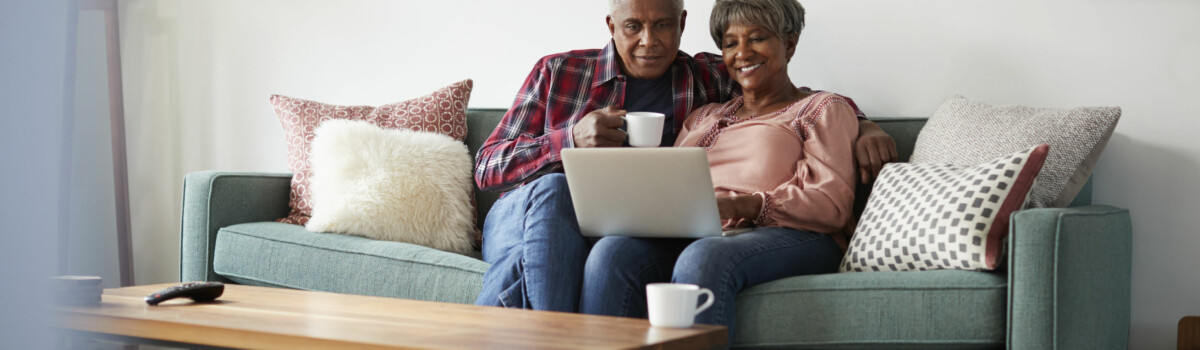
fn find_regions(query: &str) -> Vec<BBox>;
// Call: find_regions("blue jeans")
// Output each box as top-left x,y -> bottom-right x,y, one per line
474,173 -> 594,312
579,227 -> 842,346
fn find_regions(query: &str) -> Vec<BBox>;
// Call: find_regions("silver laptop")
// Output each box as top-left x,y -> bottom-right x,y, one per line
561,147 -> 724,238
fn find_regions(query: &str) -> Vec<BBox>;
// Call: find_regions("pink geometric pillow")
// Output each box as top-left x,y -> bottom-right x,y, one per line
272,79 -> 473,225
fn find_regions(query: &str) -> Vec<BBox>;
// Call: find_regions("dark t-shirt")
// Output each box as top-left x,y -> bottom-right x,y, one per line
623,74 -> 675,147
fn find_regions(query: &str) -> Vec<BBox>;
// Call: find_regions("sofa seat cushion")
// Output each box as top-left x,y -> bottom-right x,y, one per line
212,222 -> 487,304
733,270 -> 1006,349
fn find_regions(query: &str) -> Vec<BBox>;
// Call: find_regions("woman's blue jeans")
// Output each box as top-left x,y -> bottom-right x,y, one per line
474,173 -> 593,312
579,227 -> 842,345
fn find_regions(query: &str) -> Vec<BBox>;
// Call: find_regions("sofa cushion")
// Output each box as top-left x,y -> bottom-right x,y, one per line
733,270 -> 1006,349
306,120 -> 476,255
212,222 -> 487,304
841,144 -> 1050,272
910,95 -> 1119,208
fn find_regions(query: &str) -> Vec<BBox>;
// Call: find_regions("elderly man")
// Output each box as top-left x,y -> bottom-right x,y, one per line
473,0 -> 896,312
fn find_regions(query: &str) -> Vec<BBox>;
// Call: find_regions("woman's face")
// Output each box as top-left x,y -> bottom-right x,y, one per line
720,23 -> 797,93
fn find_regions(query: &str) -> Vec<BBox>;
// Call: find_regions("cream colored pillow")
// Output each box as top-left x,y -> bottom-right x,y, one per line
911,95 -> 1120,208
306,119 -> 475,255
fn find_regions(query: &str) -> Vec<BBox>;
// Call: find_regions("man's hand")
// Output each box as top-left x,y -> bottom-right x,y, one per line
716,194 -> 764,221
573,106 -> 627,148
855,120 -> 898,184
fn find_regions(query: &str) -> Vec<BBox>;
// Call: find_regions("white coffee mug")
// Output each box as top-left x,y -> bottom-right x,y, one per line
623,112 -> 666,147
646,283 -> 714,328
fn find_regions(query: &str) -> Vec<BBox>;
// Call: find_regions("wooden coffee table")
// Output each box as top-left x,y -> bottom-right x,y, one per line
53,283 -> 726,349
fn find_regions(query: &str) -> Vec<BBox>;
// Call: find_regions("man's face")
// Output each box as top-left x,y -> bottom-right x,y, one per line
607,0 -> 686,80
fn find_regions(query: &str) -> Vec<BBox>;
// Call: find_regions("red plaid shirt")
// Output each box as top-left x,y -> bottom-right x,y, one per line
474,41 -> 737,192
475,40 -> 865,192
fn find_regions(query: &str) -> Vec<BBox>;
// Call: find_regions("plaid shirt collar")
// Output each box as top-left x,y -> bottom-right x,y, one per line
593,41 -> 621,88
593,40 -> 690,88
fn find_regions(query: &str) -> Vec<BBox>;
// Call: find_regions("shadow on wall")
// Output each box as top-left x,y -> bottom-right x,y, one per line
1099,132 -> 1200,350
1099,132 -> 1198,223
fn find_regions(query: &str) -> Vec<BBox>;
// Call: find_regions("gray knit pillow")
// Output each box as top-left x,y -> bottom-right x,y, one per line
911,96 -> 1120,208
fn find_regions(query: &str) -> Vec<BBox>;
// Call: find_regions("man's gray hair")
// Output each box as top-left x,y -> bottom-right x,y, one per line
709,0 -> 805,48
610,0 -> 685,16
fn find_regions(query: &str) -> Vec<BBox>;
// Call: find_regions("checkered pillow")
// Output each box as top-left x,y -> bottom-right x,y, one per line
840,144 -> 1049,272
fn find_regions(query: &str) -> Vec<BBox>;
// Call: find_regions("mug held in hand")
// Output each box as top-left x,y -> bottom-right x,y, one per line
623,112 -> 666,148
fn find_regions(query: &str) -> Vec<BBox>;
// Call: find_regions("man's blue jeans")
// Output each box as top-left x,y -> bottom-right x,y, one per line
579,227 -> 842,343
474,173 -> 593,312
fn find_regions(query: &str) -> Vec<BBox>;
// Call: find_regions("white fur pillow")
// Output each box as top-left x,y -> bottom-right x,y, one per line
305,119 -> 475,255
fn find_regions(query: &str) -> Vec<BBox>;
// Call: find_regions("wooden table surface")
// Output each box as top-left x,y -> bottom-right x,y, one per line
52,283 -> 726,350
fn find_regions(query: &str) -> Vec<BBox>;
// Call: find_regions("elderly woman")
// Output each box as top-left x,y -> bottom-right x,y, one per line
579,0 -> 856,340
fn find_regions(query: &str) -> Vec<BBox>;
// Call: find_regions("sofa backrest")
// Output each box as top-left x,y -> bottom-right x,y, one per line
463,109 -> 1092,229
465,108 -> 509,228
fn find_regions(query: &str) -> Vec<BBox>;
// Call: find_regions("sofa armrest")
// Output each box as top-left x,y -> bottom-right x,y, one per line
1007,205 -> 1132,350
180,171 -> 293,283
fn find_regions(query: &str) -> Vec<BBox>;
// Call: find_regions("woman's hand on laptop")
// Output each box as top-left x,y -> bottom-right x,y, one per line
573,106 -> 627,148
716,194 -> 764,221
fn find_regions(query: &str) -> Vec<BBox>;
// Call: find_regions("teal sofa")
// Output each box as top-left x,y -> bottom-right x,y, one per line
181,109 -> 1132,349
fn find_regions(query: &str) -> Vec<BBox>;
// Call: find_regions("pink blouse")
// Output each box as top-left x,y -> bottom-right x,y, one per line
675,91 -> 859,242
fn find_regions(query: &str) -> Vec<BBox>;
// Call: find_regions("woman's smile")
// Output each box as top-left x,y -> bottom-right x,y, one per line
737,63 -> 763,75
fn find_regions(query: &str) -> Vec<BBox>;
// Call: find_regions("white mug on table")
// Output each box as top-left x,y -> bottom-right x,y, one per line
646,283 -> 714,328
623,111 -> 666,147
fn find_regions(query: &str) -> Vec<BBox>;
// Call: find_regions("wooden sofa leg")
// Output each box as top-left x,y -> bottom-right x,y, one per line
1181,316 -> 1200,350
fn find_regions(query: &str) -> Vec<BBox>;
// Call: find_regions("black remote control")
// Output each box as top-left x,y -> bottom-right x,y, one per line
144,282 -> 225,306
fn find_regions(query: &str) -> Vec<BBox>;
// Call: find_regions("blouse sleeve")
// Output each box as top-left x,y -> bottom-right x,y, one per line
754,95 -> 860,233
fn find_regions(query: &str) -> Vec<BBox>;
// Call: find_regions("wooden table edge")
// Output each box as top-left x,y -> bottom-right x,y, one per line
52,284 -> 728,350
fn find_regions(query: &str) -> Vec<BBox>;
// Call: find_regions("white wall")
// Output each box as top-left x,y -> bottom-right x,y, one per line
118,1 -> 1199,348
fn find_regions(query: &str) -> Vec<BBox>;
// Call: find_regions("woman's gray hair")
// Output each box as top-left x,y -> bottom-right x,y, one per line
709,0 -> 805,48
610,0 -> 685,16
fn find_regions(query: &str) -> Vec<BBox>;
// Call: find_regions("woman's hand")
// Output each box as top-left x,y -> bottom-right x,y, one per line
855,120 -> 898,184
716,194 -> 764,221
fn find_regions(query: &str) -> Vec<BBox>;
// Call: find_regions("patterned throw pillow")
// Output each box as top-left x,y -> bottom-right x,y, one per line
272,79 -> 473,225
910,95 -> 1119,208
840,144 -> 1049,272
